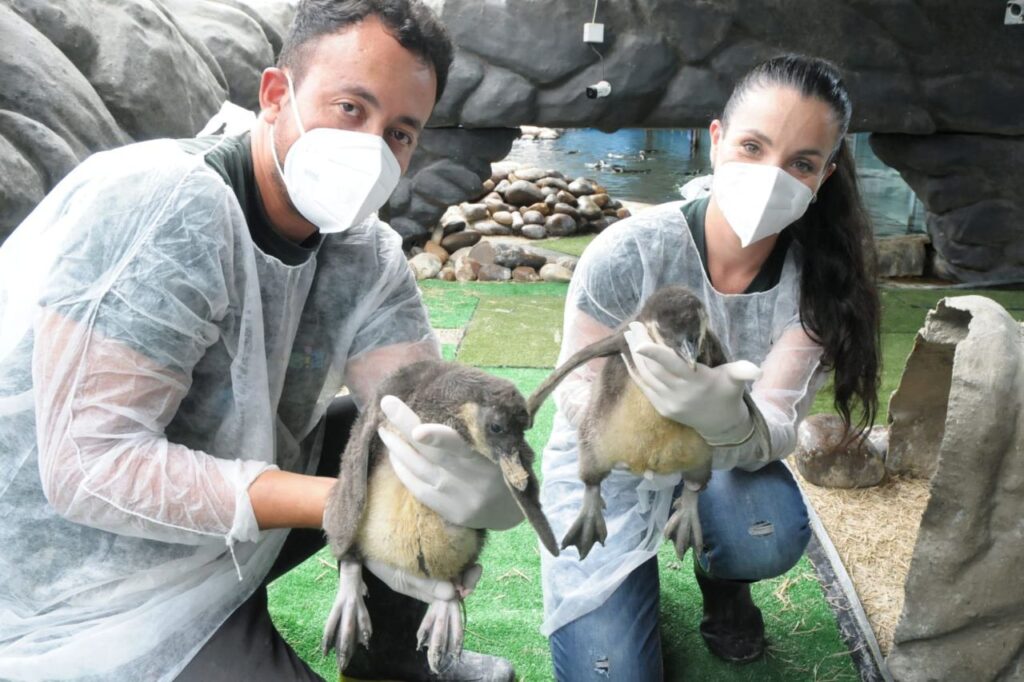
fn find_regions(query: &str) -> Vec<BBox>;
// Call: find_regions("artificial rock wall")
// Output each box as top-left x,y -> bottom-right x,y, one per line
2,0 -> 1022,279
885,296 -> 1024,681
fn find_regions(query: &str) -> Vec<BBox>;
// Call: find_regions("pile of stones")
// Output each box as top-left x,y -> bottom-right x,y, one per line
405,164 -> 631,283
409,239 -> 578,283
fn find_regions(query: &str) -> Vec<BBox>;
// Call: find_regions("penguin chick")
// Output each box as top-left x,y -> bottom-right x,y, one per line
527,285 -> 771,561
321,360 -> 559,674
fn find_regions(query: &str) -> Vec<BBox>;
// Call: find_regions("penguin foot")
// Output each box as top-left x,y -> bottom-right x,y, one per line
664,486 -> 704,559
560,486 -> 607,560
416,597 -> 464,674
321,563 -> 373,672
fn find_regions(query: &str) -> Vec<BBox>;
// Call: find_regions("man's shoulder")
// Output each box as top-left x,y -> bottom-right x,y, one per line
80,138 -> 234,201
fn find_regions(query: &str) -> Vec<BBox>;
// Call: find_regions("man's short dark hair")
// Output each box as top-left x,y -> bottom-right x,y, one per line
278,0 -> 454,102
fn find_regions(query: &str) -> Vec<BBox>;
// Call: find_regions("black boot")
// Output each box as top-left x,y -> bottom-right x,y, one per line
694,566 -> 765,663
341,566 -> 516,681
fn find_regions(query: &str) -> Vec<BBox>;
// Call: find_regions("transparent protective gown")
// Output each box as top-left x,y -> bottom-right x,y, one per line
0,139 -> 436,680
540,201 -> 825,636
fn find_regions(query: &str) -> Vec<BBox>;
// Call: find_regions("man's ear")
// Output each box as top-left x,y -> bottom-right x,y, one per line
258,67 -> 290,124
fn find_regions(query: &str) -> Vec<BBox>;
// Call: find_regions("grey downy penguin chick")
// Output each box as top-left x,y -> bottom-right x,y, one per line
528,285 -> 771,560
321,360 -> 559,674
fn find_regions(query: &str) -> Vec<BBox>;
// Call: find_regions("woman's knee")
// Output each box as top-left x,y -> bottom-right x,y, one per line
697,463 -> 811,581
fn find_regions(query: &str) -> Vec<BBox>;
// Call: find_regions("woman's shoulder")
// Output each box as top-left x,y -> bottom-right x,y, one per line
585,201 -> 693,259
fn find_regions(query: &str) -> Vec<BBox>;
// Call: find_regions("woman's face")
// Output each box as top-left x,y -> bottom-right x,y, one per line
709,85 -> 841,195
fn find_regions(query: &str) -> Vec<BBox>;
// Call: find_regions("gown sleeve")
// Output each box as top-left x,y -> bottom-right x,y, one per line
33,163 -> 274,546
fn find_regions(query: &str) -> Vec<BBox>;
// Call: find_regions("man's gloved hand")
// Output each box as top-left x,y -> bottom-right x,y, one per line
623,321 -> 761,446
377,395 -> 524,530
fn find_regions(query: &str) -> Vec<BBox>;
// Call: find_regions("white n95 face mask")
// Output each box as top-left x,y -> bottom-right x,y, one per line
271,74 -> 401,234
711,162 -> 815,247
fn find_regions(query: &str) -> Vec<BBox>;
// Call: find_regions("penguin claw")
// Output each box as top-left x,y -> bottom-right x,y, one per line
417,598 -> 464,674
664,488 -> 704,559
321,572 -> 373,672
561,486 -> 608,560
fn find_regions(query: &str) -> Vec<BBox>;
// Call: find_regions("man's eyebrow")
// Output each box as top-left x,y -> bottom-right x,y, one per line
739,128 -> 825,157
342,86 -> 424,132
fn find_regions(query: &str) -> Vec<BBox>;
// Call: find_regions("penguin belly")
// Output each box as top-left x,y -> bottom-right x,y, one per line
357,461 -> 482,580
596,379 -> 712,475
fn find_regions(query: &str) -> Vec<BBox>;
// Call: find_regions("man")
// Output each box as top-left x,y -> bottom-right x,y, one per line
0,1 -> 520,679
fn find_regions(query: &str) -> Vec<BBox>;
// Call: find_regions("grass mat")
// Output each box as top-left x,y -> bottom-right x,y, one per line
457,297 -> 566,368
533,235 -> 597,258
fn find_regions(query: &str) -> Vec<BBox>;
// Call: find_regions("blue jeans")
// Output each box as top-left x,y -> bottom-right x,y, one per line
548,461 -> 810,681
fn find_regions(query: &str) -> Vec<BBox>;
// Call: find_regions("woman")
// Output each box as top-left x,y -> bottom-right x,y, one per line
540,55 -> 880,679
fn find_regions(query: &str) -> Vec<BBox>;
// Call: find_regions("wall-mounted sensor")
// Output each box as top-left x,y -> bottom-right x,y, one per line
586,80 -> 612,99
1007,1 -> 1023,24
583,22 -> 605,43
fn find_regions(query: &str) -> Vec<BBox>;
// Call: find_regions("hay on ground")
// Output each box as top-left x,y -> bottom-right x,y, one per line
794,471 -> 931,655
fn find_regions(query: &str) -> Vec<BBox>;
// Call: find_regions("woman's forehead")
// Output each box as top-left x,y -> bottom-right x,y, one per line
727,86 -> 841,153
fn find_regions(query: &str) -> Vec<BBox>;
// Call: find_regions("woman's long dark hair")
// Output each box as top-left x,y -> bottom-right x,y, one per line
723,55 -> 881,431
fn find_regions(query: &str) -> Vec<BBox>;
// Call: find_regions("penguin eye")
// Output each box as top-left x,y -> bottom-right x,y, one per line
488,422 -> 505,435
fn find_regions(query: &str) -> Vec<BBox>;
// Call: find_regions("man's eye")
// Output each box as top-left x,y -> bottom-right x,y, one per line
340,102 -> 359,115
741,142 -> 760,154
391,130 -> 413,146
488,422 -> 505,435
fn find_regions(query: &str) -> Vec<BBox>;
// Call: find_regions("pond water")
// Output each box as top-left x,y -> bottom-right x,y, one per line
502,128 -> 925,237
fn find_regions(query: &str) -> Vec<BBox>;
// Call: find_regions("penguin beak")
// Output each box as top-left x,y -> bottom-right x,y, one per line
675,338 -> 699,371
497,449 -> 530,492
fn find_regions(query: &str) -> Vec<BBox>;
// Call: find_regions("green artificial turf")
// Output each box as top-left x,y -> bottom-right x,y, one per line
269,280 -> 1024,681
534,235 -> 597,258
457,296 -> 566,368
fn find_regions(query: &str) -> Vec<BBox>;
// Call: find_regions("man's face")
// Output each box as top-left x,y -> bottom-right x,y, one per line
268,15 -> 437,175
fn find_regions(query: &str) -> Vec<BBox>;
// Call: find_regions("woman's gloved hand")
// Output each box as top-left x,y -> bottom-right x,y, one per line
377,395 -> 524,530
623,321 -> 761,446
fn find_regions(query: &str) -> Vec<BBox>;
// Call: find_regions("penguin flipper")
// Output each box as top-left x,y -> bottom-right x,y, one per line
323,409 -> 382,559
527,332 -> 626,423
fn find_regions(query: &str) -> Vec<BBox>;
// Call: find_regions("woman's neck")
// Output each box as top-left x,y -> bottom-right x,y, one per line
703,196 -> 778,294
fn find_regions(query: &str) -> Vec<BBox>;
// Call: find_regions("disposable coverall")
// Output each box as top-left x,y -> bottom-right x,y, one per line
0,133 -> 436,680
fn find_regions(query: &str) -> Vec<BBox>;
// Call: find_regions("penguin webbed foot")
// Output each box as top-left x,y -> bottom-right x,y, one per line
416,597 -> 464,674
664,483 -> 704,559
321,565 -> 372,672
560,485 -> 608,560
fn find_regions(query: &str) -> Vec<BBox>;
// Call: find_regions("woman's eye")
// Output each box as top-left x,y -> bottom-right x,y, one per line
488,422 -> 505,435
794,160 -> 815,174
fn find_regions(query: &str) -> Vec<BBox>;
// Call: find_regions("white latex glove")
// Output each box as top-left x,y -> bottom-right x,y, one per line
623,321 -> 761,446
377,395 -> 524,530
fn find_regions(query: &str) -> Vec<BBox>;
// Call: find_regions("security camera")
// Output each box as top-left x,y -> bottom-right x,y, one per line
1008,1 -> 1024,24
585,80 -> 612,99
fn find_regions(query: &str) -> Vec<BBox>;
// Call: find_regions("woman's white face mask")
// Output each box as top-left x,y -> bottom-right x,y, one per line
711,162 -> 820,248
270,73 -> 401,234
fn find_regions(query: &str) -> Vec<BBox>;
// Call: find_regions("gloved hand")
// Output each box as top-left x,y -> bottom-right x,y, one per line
365,558 -> 483,604
623,321 -> 761,446
377,395 -> 524,530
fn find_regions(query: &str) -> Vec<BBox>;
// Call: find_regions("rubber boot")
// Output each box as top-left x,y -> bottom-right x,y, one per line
341,566 -> 515,682
694,566 -> 766,663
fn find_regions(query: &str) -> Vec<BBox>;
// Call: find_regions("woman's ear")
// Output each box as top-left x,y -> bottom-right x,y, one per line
709,119 -> 723,169
822,161 -> 838,185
